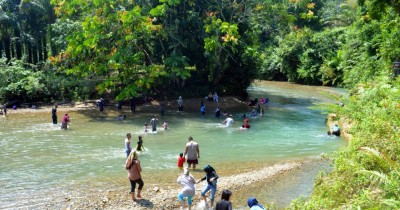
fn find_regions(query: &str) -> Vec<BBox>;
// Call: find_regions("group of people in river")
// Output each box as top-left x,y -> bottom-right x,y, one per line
124,133 -> 266,209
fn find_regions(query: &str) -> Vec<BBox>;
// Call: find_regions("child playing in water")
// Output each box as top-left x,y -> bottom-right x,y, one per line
162,120 -> 169,130
144,123 -> 149,132
177,153 -> 185,169
136,135 -> 144,152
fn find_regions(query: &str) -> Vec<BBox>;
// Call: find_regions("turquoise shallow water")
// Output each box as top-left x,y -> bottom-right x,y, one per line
0,81 -> 346,209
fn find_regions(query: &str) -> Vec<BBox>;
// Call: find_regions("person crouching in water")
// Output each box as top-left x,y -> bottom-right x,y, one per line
177,167 -> 196,210
197,164 -> 219,207
125,150 -> 144,202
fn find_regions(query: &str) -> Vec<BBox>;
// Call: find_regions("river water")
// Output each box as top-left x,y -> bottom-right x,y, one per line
0,81 -> 346,209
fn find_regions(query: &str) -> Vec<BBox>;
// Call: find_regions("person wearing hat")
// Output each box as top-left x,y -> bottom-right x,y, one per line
177,167 -> 196,210
197,164 -> 219,208
247,197 -> 265,210
221,114 -> 235,127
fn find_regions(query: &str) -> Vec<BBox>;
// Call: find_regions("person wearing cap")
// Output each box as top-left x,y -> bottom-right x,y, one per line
125,150 -> 144,202
247,197 -> 265,210
184,136 -> 200,170
197,164 -> 219,207
177,167 -> 196,210
221,114 -> 235,127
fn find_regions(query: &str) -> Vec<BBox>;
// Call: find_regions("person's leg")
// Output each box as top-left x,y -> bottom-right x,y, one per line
187,196 -> 193,210
210,184 -> 217,207
136,178 -> 144,198
178,193 -> 185,208
129,180 -> 137,201
201,184 -> 212,205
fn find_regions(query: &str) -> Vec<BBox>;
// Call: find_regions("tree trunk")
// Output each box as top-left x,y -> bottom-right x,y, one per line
4,38 -> 11,61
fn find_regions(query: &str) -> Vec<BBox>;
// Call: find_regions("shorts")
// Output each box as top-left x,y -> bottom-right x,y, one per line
187,159 -> 198,165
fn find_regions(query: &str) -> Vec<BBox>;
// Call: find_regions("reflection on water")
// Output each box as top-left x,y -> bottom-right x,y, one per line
0,81 -> 346,209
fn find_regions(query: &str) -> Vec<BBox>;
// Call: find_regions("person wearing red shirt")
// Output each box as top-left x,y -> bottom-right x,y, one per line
178,153 -> 185,169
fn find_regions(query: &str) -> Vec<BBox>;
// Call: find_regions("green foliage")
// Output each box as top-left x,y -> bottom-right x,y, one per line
0,58 -> 45,102
291,79 -> 400,209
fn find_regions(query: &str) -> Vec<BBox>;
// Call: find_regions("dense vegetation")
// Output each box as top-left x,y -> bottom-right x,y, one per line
1,0 -> 399,208
2,0 -> 398,103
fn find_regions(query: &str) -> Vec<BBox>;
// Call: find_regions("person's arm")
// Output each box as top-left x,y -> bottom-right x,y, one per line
137,160 -> 142,172
228,202 -> 232,210
197,145 -> 200,158
197,176 -> 206,183
125,158 -> 131,170
184,145 -> 188,157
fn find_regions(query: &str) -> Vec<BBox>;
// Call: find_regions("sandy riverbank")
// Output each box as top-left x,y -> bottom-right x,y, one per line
58,162 -> 303,210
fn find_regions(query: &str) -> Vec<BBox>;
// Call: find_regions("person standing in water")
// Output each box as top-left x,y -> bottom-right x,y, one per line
125,150 -> 144,202
125,133 -> 132,157
51,105 -> 58,124
221,115 -> 235,127
3,104 -> 7,117
184,136 -> 200,170
136,135 -> 144,152
61,113 -> 70,130
150,115 -> 159,132
177,96 -> 184,111
200,101 -> 206,115
98,98 -> 104,112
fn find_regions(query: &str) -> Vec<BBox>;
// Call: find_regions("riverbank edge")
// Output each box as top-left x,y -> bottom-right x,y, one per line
60,162 -> 304,210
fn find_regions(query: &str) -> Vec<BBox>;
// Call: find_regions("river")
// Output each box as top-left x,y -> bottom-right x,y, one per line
0,81 -> 346,209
